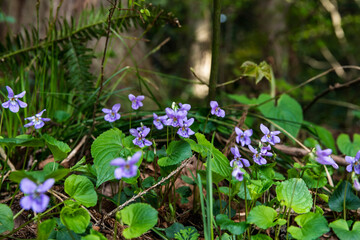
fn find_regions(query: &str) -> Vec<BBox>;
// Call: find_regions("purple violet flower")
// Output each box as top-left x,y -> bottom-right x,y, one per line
210,101 -> 225,118
179,103 -> 191,113
230,146 -> 250,168
346,150 -> 360,174
20,178 -> 54,213
165,107 -> 186,127
315,145 -> 338,169
110,151 -> 142,179
248,145 -> 272,165
153,113 -> 168,130
24,109 -> 51,129
260,124 -> 281,145
102,103 -> 121,122
128,94 -> 145,110
130,126 -> 152,148
177,118 -> 195,138
232,166 -> 244,182
235,127 -> 253,146
2,86 -> 27,113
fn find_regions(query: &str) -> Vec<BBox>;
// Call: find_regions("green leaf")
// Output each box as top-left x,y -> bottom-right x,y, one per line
216,214 -> 248,235
38,219 -> 56,240
251,234 -> 272,240
158,141 -> 192,167
165,222 -> 185,238
302,169 -> 327,189
64,175 -> 97,207
330,219 -> 360,240
81,229 -> 107,240
9,170 -> 47,183
337,134 -> 360,156
257,94 -> 303,138
247,205 -> 284,229
329,181 -> 360,212
247,179 -> 273,200
176,186 -> 192,204
227,94 -> 259,105
0,135 -> 44,148
43,162 -> 70,181
119,203 -> 158,239
313,126 -> 337,154
239,61 -> 273,84
42,134 -> 71,161
0,204 -> 14,234
276,178 -> 312,213
184,133 -> 231,177
288,212 -> 329,240
60,206 -> 90,234
91,128 -> 138,187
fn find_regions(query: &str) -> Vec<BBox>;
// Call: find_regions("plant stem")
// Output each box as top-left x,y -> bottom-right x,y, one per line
202,111 -> 211,133
344,181 -> 348,220
313,177 -> 321,212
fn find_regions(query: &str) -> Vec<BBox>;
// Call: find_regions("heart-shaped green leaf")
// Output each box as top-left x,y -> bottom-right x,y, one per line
247,205 -> 285,229
158,140 -> 192,167
118,203 -> 158,239
91,128 -> 138,187
60,206 -> 90,234
288,212 -> 329,240
329,181 -> 360,212
330,219 -> 360,240
337,134 -> 360,156
0,204 -> 14,234
64,174 -> 97,207
276,178 -> 312,213
257,94 -> 303,138
216,214 -> 248,235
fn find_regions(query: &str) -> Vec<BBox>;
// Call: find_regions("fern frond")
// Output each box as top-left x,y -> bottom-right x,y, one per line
0,5 -> 178,61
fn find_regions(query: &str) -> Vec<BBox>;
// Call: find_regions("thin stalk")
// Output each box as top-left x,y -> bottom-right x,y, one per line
244,179 -> 250,240
202,111 -> 211,133
197,173 -> 209,240
344,181 -> 348,220
313,177 -> 321,212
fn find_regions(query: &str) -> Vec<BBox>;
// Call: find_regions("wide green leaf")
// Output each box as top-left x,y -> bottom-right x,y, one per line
42,134 -> 71,161
0,204 -> 14,234
312,125 -> 337,154
38,219 -> 56,240
91,128 -> 137,187
81,229 -> 107,240
337,134 -> 360,156
257,94 -> 303,138
60,206 -> 90,234
119,203 -> 158,239
216,214 -> 248,235
276,178 -> 312,213
329,181 -> 360,212
64,175 -> 97,207
247,205 -> 285,229
330,219 -> 360,240
184,133 -> 231,177
158,140 -> 192,167
288,212 -> 329,240
0,135 -> 44,148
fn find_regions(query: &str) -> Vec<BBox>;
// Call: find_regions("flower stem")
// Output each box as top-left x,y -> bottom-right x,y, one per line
344,181 -> 348,220
313,176 -> 321,212
202,111 -> 211,133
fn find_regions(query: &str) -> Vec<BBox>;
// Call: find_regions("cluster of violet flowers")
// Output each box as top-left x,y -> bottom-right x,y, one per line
230,123 -> 281,181
1,86 -> 50,129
